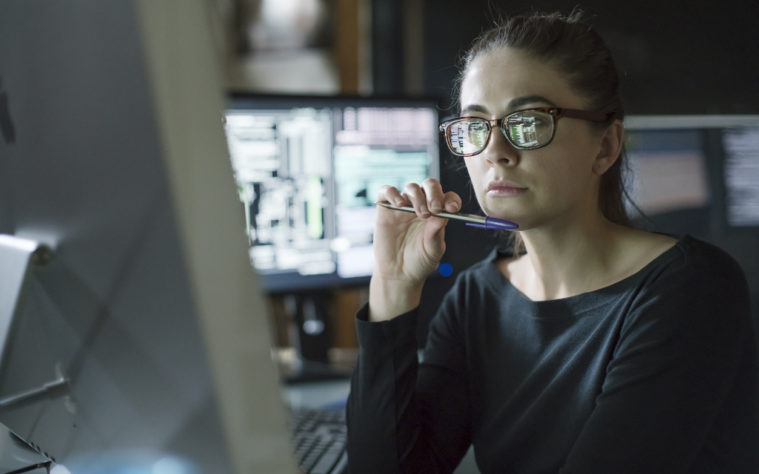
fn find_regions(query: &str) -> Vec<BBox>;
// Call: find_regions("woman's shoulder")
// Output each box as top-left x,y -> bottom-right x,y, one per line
612,228 -> 677,275
670,234 -> 747,280
635,233 -> 749,302
610,228 -> 746,286
622,234 -> 752,348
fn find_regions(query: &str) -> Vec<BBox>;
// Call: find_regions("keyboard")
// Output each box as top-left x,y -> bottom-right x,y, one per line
291,407 -> 348,474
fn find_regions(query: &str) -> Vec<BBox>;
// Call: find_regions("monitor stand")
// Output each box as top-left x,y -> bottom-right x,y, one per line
281,292 -> 353,384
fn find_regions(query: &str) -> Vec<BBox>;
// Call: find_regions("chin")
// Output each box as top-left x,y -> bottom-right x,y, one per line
481,200 -> 518,220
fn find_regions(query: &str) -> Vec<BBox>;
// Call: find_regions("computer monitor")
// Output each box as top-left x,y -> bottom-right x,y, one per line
223,93 -> 441,293
0,1 -> 296,473
624,115 -> 759,232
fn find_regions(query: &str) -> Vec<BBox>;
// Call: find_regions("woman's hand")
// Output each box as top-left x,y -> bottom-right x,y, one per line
369,178 -> 461,321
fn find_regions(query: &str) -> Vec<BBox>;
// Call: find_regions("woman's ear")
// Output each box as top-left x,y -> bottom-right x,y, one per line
592,120 -> 624,175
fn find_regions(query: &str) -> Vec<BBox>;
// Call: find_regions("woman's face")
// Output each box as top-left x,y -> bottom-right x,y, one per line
459,47 -> 606,230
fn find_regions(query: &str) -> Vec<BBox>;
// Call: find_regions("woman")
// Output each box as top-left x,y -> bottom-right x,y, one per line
346,11 -> 759,473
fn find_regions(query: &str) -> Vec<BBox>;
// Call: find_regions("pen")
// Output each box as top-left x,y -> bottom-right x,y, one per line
376,201 -> 518,230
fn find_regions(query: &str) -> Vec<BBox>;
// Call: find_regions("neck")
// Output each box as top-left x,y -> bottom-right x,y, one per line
517,211 -> 623,300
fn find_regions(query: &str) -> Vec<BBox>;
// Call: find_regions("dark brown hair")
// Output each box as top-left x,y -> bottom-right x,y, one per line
455,11 -> 632,252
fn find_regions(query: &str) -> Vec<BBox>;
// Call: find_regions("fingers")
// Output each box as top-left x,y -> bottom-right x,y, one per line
443,190 -> 462,213
403,182 -> 431,217
421,178 -> 445,213
404,178 -> 460,217
377,184 -> 405,207
377,179 -> 461,218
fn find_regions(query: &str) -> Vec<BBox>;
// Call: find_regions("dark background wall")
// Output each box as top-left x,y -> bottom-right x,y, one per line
373,0 -> 759,115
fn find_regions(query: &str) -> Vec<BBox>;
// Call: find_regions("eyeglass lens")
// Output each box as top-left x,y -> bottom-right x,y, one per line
446,109 -> 555,155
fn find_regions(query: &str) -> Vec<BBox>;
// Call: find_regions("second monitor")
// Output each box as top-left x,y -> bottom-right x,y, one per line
224,94 -> 441,293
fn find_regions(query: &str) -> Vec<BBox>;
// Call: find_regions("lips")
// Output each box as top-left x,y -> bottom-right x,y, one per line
487,180 -> 527,196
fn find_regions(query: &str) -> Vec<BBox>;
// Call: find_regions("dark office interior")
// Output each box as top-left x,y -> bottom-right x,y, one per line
1,1 -> 757,472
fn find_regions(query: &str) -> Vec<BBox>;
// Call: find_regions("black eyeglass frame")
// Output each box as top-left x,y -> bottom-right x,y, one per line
438,107 -> 614,157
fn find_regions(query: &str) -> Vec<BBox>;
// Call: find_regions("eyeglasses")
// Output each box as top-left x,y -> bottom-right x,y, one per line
438,107 -> 613,157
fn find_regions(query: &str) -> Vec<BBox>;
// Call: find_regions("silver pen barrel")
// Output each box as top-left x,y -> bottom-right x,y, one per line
376,201 -> 485,224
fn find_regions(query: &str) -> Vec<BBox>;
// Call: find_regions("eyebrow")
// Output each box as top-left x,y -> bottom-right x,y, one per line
461,95 -> 557,115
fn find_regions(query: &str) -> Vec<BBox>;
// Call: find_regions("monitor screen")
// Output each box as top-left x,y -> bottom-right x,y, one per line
624,115 -> 759,232
624,128 -> 710,216
224,94 -> 441,293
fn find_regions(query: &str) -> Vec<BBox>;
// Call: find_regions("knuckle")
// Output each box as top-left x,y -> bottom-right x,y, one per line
404,182 -> 422,194
377,185 -> 395,198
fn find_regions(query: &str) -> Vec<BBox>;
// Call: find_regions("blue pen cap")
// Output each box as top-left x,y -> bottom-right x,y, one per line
465,217 -> 518,230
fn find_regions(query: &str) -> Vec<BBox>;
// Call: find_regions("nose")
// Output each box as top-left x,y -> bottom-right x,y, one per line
482,123 -> 519,167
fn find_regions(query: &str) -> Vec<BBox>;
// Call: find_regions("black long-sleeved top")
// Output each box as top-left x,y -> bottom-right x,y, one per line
347,236 -> 759,473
